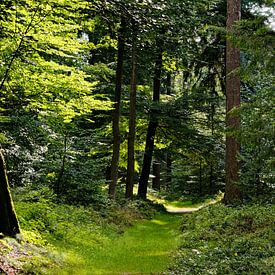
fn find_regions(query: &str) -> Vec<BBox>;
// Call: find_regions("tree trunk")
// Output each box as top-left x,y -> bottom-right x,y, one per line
209,96 -> 215,194
108,18 -> 126,199
166,152 -> 172,190
138,121 -> 158,199
126,24 -> 138,199
209,164 -> 215,194
0,150 -> 20,236
138,41 -> 163,199
55,135 -> 67,195
152,160 -> 161,191
224,0 -> 242,204
166,72 -> 172,96
166,74 -> 172,190
199,160 -> 202,195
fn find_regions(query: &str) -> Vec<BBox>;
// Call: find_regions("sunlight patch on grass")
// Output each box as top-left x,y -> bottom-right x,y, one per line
150,219 -> 168,225
51,213 -> 182,274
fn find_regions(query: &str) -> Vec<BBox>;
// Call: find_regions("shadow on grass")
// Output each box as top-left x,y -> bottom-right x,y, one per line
50,213 -> 182,275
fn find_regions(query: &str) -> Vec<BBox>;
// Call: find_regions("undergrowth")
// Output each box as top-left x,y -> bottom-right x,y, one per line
166,203 -> 275,275
6,188 -> 161,273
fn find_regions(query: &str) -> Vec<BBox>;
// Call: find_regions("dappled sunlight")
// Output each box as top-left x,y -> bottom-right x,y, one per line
74,213 -> 181,274
150,219 -> 168,225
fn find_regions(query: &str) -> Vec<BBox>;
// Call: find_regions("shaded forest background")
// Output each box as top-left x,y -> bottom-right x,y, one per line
0,0 -> 274,273
1,0 -> 273,205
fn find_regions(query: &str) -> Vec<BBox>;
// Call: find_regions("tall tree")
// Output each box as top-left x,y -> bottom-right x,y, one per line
125,21 -> 138,199
138,36 -> 163,199
0,150 -> 20,236
108,17 -> 126,198
224,0 -> 242,203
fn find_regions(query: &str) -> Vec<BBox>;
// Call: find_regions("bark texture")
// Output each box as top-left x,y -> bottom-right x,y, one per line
108,18 -> 126,199
224,0 -> 242,204
126,27 -> 138,199
0,150 -> 20,236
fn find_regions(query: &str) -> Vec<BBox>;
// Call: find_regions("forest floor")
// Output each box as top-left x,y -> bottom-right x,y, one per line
49,196 -> 223,274
0,194 -> 222,274
51,212 -> 182,275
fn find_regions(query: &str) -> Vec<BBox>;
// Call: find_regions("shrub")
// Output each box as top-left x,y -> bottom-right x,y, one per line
167,203 -> 275,275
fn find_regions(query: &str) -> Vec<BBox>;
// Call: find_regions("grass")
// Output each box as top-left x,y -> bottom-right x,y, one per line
10,188 -> 222,274
12,196 -> 182,274
146,188 -> 224,213
49,212 -> 182,274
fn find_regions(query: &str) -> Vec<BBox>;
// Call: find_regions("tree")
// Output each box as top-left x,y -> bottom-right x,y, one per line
0,0 -> 112,205
125,21 -> 138,199
108,17 -> 126,198
0,150 -> 20,236
224,0 -> 242,204
138,35 -> 163,199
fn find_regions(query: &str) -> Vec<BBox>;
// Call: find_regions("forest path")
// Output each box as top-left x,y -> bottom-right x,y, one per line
164,193 -> 224,214
165,205 -> 201,213
53,212 -> 182,275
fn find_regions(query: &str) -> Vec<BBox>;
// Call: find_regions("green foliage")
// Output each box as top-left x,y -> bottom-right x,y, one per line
14,188 -> 160,242
235,14 -> 274,200
167,203 -> 275,274
239,85 -> 274,200
0,0 -> 113,205
10,193 -> 170,273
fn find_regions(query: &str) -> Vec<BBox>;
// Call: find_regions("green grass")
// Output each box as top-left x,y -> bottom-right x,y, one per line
50,213 -> 182,275
167,200 -> 194,208
144,188 -> 224,211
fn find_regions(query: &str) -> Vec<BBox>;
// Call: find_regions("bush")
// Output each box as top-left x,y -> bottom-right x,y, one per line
167,203 -> 275,275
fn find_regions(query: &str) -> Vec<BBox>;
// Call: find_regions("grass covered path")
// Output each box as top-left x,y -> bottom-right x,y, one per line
53,212 -> 182,275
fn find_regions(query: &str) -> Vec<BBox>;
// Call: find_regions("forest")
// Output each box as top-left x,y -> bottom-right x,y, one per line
0,0 -> 274,274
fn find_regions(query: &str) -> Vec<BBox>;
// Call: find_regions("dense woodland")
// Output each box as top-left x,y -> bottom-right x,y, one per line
0,0 -> 274,274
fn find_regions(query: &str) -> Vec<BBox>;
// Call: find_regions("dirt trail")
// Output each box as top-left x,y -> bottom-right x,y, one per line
165,197 -> 221,214
165,205 -> 202,214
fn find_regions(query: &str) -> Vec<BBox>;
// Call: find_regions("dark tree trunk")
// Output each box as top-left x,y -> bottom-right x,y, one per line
108,18 -> 126,199
152,160 -> 161,191
0,150 -> 20,236
138,41 -> 163,200
224,0 -> 242,204
126,24 -> 138,199
209,164 -> 215,194
166,74 -> 172,190
209,97 -> 215,194
56,135 -> 67,195
199,161 -> 202,195
138,121 -> 158,199
166,73 -> 172,96
166,152 -> 172,190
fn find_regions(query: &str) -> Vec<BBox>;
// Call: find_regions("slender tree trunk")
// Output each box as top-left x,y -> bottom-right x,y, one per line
0,6 -> 40,91
166,152 -> 172,190
152,160 -> 161,191
166,73 -> 172,189
138,121 -> 158,199
224,0 -> 242,204
209,97 -> 215,194
0,150 -> 20,236
56,135 -> 67,195
166,73 -> 172,96
209,164 -> 214,194
138,41 -> 163,199
126,24 -> 138,199
108,18 -> 126,199
199,160 -> 202,195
